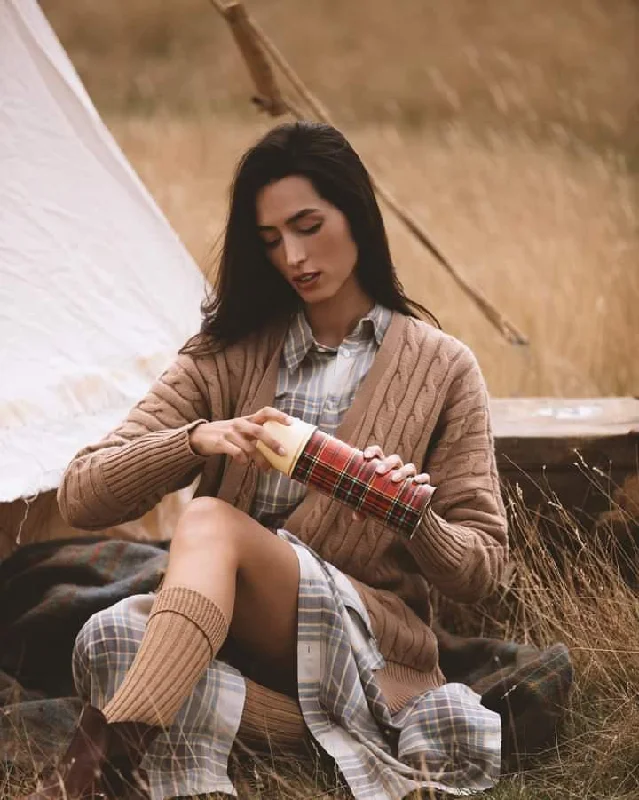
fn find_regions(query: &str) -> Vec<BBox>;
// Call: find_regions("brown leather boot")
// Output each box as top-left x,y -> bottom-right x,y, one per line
100,718 -> 160,799
20,704 -> 160,800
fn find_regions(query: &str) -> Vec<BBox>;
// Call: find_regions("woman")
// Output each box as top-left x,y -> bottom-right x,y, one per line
26,121 -> 507,800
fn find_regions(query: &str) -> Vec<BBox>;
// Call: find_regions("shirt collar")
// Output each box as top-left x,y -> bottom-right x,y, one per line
283,304 -> 392,373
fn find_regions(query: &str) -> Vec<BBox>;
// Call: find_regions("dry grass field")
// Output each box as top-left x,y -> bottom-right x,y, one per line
40,0 -> 639,398
108,116 -> 638,396
3,1 -> 638,798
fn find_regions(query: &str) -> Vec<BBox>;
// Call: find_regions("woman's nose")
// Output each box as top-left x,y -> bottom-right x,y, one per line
283,234 -> 306,267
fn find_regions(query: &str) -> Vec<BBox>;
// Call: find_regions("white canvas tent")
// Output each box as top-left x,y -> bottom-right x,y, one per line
0,0 -> 205,556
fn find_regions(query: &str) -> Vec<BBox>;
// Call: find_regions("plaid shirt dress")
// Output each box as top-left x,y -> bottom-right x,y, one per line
72,305 -> 502,799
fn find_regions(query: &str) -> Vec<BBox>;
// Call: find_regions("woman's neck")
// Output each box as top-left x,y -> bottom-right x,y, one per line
304,280 -> 375,348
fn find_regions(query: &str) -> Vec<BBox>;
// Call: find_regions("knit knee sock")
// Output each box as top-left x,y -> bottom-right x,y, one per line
103,586 -> 228,727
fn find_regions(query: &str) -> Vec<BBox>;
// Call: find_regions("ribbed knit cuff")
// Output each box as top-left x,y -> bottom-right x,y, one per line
375,660 -> 444,714
407,505 -> 468,576
99,420 -> 207,507
149,586 -> 229,654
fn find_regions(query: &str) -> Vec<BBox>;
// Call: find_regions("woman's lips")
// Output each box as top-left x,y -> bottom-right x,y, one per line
293,272 -> 321,291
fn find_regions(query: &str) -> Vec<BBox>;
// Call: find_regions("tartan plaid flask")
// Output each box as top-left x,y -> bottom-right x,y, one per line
256,418 -> 434,538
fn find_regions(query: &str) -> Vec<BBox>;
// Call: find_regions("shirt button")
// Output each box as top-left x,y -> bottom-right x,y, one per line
342,350 -> 351,359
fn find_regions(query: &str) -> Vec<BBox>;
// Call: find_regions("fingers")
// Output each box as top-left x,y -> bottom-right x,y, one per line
224,432 -> 275,470
250,407 -> 293,426
374,453 -> 403,476
235,418 -> 287,456
227,410 -> 294,467
363,447 -> 404,476
389,465 -> 431,483
364,445 -> 431,485
221,438 -> 250,465
226,437 -> 274,471
390,462 -> 417,482
363,444 -> 384,460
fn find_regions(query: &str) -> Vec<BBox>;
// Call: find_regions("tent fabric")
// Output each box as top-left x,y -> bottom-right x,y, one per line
0,0 -> 205,503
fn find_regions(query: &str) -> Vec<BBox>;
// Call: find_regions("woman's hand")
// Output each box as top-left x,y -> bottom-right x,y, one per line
351,444 -> 432,522
189,407 -> 292,470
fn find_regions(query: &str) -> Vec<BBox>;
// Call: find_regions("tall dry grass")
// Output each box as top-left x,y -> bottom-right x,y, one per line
41,0 -> 637,153
40,0 -> 639,397
2,1 -> 638,798
109,116 -> 638,397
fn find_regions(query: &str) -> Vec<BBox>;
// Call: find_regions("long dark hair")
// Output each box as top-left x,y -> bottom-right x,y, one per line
182,121 -> 437,356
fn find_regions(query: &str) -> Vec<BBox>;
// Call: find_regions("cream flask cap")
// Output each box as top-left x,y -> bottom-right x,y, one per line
255,417 -> 317,476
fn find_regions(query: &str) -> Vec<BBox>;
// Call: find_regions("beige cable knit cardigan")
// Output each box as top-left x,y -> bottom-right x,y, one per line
58,312 -> 508,706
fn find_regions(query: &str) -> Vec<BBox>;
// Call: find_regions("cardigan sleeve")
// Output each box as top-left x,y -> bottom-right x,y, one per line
405,347 -> 508,603
57,353 -> 216,531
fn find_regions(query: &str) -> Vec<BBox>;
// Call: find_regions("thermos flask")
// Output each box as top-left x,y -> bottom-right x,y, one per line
256,417 -> 433,537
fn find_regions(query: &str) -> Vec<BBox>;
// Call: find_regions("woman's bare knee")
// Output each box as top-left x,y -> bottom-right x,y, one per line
177,496 -> 234,528
172,497 -> 241,554
164,497 -> 247,607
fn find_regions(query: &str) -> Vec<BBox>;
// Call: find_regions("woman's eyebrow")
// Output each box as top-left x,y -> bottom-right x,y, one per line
257,208 -> 319,231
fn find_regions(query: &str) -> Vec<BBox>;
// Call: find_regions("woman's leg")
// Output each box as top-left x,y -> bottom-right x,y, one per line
102,497 -> 300,727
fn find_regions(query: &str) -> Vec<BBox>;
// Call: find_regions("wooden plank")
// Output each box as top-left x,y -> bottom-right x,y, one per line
490,397 -> 639,523
492,397 -> 639,468
491,397 -> 639,440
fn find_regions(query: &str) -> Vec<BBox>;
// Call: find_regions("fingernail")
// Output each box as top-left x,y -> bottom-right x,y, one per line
391,473 -> 402,482
278,447 -> 287,456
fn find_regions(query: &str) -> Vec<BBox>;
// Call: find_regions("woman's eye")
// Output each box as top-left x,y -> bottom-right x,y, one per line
299,222 -> 322,235
262,238 -> 281,250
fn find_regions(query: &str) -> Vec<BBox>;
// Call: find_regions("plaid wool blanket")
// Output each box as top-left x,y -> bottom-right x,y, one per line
0,536 -> 573,775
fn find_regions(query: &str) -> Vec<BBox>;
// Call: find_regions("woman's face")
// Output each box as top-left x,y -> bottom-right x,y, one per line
255,175 -> 359,305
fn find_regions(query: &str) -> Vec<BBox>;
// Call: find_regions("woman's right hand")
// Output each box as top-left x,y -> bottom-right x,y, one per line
189,407 -> 292,470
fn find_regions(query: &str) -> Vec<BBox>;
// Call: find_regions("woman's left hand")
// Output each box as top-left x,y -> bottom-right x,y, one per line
351,445 -> 431,522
